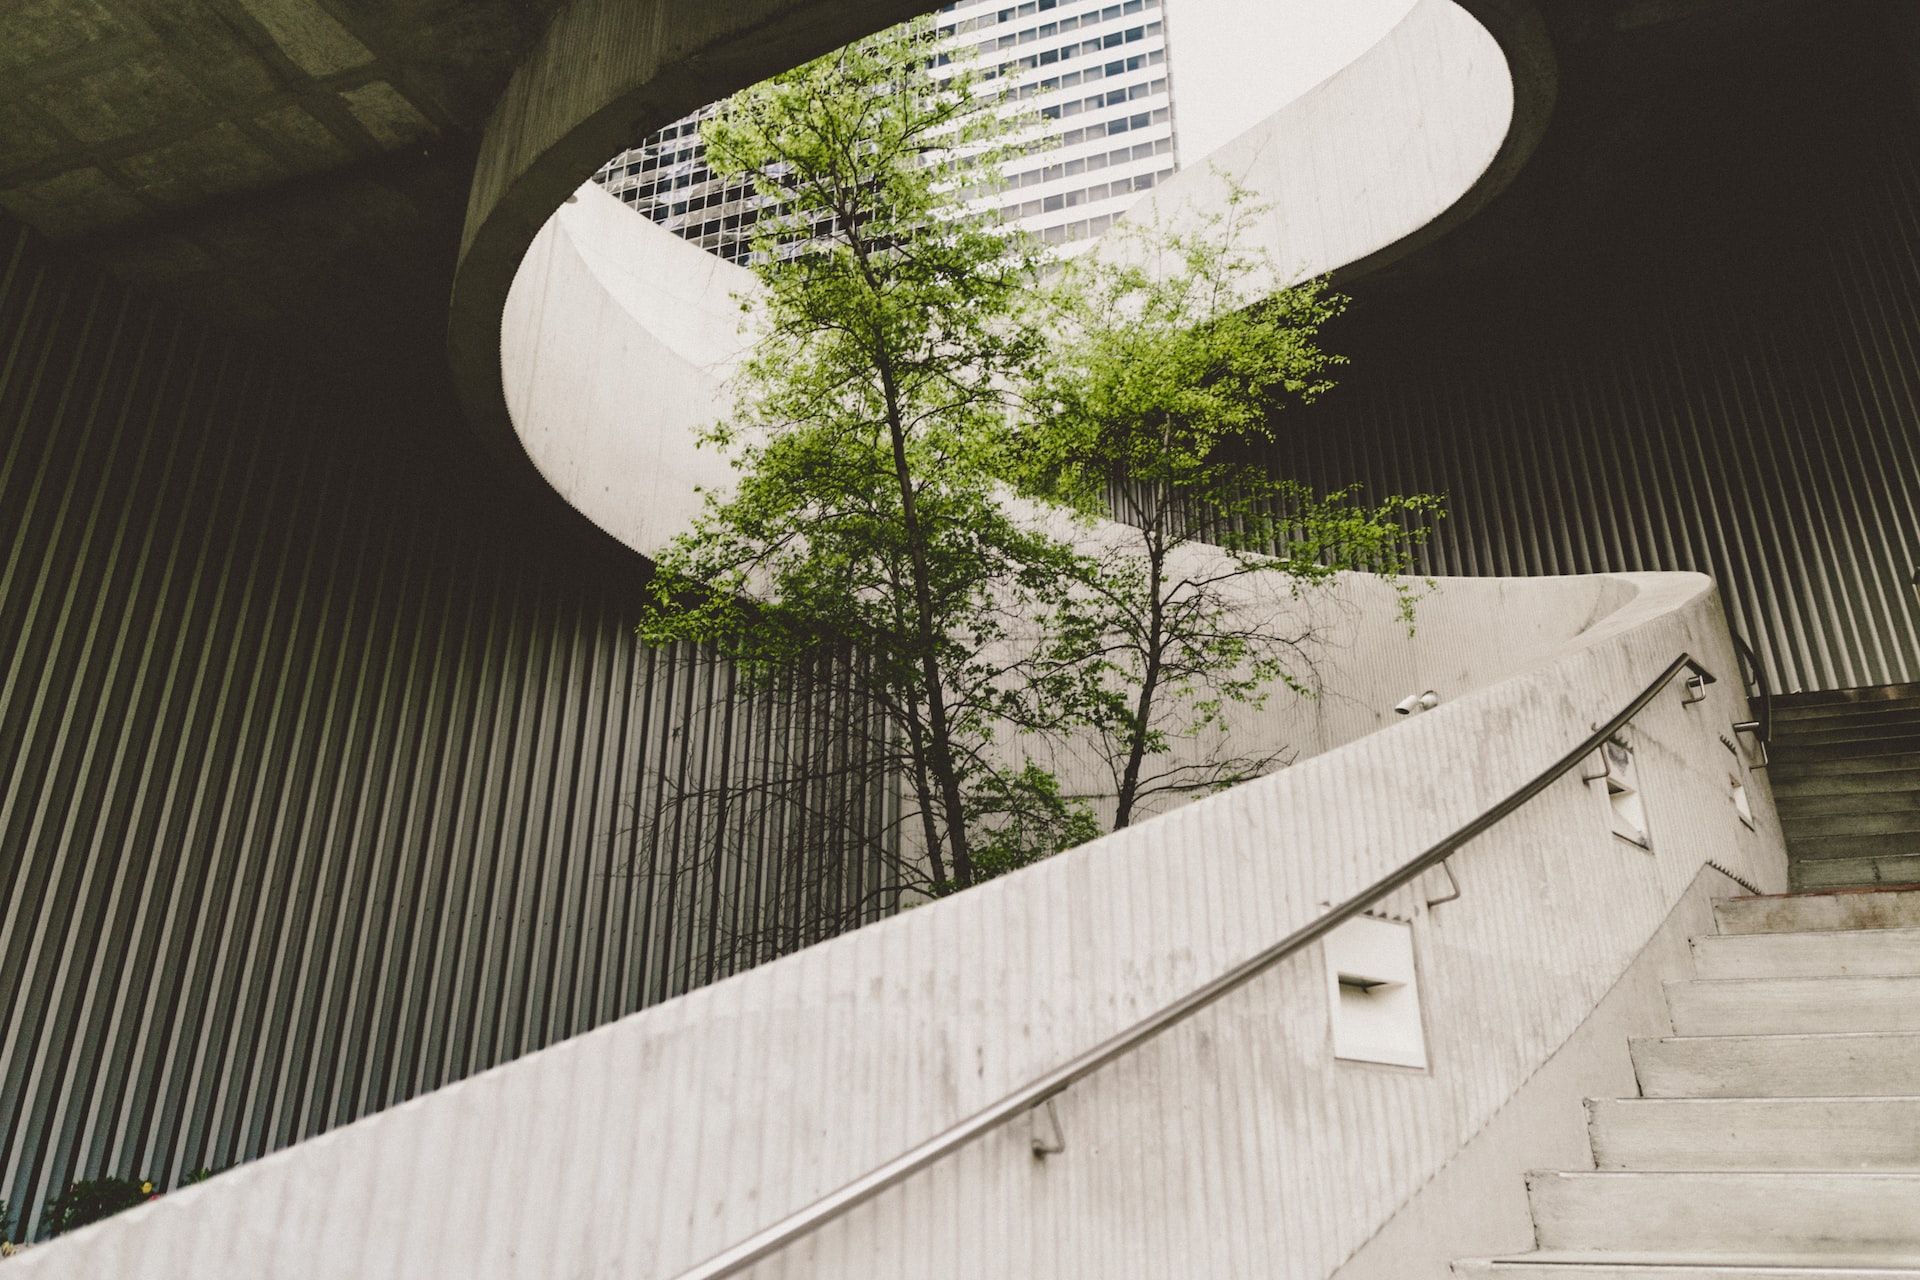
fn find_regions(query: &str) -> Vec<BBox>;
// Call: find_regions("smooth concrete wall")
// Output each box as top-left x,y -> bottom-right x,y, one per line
0,220 -> 893,1244
6,566 -> 1787,1278
1103,0 -> 1512,283
450,0 -> 939,476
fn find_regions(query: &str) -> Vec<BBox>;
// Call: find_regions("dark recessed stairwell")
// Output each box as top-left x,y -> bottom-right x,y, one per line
1769,684 -> 1920,890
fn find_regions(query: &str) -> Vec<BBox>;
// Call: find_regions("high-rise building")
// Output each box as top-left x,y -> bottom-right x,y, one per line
592,0 -> 1180,262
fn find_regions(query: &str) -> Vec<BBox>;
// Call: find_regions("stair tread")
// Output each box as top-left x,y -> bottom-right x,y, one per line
1598,1093 -> 1920,1105
1461,1251 -> 1920,1273
1488,1257 -> 1920,1267
1692,926 -> 1920,974
1782,812 -> 1920,835
1776,792 -> 1920,816
1666,973 -> 1920,1033
1787,834 -> 1920,855
1526,1170 -> 1920,1258
1712,888 -> 1920,935
1771,773 -> 1920,799
1770,753 -> 1920,776
1775,683 -> 1920,708
1777,730 -> 1920,751
1776,707 -> 1920,729
1793,856 -> 1920,892
1587,1095 -> 1920,1171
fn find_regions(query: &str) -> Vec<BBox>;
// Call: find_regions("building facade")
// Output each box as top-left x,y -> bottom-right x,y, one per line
592,0 -> 1178,260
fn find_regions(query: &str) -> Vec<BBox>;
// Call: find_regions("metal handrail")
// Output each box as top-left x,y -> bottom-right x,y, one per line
676,652 -> 1718,1280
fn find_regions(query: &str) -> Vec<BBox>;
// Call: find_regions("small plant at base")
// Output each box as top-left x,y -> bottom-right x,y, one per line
40,1176 -> 159,1239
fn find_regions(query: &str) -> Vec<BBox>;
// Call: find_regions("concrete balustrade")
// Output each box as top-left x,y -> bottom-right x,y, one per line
8,564 -> 1785,1278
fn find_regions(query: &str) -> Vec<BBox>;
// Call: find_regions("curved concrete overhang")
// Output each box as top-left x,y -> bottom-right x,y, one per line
449,0 -> 936,490
480,0 -> 1553,561
455,0 -> 1558,541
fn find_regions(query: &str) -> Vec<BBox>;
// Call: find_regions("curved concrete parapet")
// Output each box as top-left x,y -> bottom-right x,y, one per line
502,183 -> 748,558
7,566 -> 1786,1278
466,0 -> 1554,536
448,0 -> 937,481
1106,0 -> 1526,284
497,0 -> 1535,569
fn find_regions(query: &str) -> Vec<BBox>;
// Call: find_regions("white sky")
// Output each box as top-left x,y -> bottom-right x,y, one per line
1168,0 -> 1421,165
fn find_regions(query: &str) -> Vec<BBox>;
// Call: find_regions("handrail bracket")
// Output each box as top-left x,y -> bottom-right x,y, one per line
1030,1098 -> 1065,1159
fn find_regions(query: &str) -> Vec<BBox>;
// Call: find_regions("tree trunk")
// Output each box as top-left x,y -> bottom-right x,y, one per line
874,349 -> 975,886
1112,547 -> 1166,830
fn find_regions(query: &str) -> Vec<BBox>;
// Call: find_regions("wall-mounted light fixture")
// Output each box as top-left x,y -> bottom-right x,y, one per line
1394,690 -> 1440,716
1584,733 -> 1652,849
1730,773 -> 1756,829
1326,916 -> 1428,1069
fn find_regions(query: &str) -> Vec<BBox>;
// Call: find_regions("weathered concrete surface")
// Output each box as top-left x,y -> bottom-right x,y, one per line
2,565 -> 1786,1278
0,0 -> 557,229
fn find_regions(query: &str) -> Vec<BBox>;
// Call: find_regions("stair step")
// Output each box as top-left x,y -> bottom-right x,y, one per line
1774,705 -> 1920,733
1774,683 -> 1920,710
1455,1258 -> 1920,1278
1772,737 -> 1920,764
1667,975 -> 1920,1035
1787,832 -> 1920,859
1771,769 -> 1920,799
1526,1170 -> 1920,1259
1777,722 -> 1920,749
1782,810 -> 1920,839
1692,928 -> 1920,978
1775,789 -> 1920,817
1713,887 -> 1920,935
1586,1097 -> 1920,1171
1632,1032 -> 1920,1098
1769,752 -> 1920,780
1792,855 -> 1920,892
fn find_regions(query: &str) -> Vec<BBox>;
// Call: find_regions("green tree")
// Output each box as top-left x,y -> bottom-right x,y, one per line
640,16 -> 1092,902
1013,185 -> 1445,829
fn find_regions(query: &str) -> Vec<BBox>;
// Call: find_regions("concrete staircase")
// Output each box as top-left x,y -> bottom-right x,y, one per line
1771,683 -> 1920,890
1453,885 -> 1920,1278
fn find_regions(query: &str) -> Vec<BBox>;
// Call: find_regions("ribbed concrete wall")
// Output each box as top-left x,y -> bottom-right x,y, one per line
0,222 -> 889,1241
1,571 -> 1786,1280
1261,37 -> 1920,696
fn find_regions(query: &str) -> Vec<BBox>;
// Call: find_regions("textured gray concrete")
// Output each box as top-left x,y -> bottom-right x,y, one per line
0,0 -> 553,234
0,0 -> 562,377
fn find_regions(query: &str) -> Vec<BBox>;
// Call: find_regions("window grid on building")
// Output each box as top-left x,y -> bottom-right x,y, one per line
591,0 -> 1180,262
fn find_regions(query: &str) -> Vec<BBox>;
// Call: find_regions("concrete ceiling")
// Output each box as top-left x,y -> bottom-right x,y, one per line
0,0 -> 562,380
0,0 -> 1894,399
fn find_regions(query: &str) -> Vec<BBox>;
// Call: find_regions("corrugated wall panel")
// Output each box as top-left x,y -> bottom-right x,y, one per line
0,221 -> 889,1241
1262,71 -> 1920,696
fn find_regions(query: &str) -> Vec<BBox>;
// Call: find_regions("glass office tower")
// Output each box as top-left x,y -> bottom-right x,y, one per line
593,0 -> 1180,262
